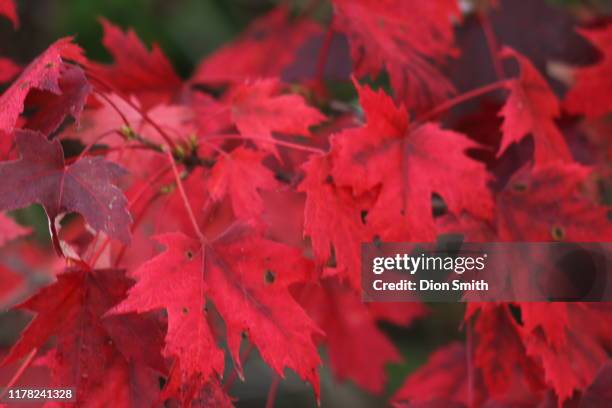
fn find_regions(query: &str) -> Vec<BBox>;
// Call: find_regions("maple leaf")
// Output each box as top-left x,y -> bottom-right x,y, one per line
565,25 -> 612,118
331,82 -> 492,241
114,225 -> 322,399
2,267 -> 166,407
0,130 -> 132,244
228,79 -> 325,157
0,38 -> 82,134
161,367 -> 233,408
392,343 -> 481,407
192,7 -> 321,84
519,303 -> 612,405
496,163 -> 612,242
207,147 -> 278,220
299,154 -> 370,289
0,58 -> 20,83
0,0 -> 18,29
498,47 -> 572,166
110,233 -> 225,395
468,304 -> 544,396
332,0 -> 460,111
24,64 -> 91,135
82,19 -> 182,109
297,280 -> 425,394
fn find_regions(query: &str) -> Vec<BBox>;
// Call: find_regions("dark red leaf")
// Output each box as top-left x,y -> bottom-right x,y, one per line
0,130 -> 132,243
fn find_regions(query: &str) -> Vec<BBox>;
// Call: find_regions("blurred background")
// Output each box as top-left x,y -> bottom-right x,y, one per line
0,0 -> 611,406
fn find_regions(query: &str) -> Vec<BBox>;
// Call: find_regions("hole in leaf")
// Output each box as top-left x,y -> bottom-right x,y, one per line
360,210 -> 368,225
185,250 -> 193,260
508,304 -> 523,326
432,193 -> 448,217
182,307 -> 189,315
264,269 -> 276,284
551,225 -> 565,241
512,183 -> 528,192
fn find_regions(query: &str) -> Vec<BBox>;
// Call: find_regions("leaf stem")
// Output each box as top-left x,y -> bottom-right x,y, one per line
87,74 -> 178,151
416,79 -> 510,123
479,11 -> 505,80
166,149 -> 205,241
206,134 -> 326,155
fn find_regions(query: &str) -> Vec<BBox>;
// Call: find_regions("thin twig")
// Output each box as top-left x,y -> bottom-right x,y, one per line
416,79 -> 511,123
479,12 -> 505,80
206,134 -> 326,155
265,374 -> 281,408
166,149 -> 204,241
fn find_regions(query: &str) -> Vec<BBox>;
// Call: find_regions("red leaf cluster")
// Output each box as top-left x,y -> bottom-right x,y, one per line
0,1 -> 610,407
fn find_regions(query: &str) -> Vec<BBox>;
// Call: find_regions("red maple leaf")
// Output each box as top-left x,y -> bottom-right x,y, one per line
207,147 -> 279,220
564,24 -> 612,118
2,267 -> 166,407
519,303 -> 612,405
498,48 -> 572,166
81,19 -> 182,109
192,7 -> 321,85
299,154 -> 371,289
392,343 -> 480,407
24,64 -> 91,135
111,233 -> 225,401
496,163 -> 612,242
227,79 -> 325,157
114,225 -> 322,401
331,82 -> 492,241
0,38 -> 82,134
0,130 -> 132,244
296,279 -> 426,394
332,0 -> 460,111
467,304 -> 544,396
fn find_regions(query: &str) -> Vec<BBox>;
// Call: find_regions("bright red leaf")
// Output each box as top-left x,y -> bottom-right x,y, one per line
207,147 -> 279,220
332,0 -> 460,111
228,79 -> 325,157
192,7 -> 321,85
82,19 -> 182,109
565,25 -> 612,118
2,267 -> 165,407
331,82 -> 492,241
0,38 -> 82,134
498,48 -> 572,166
496,163 -> 612,242
114,225 -> 322,401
